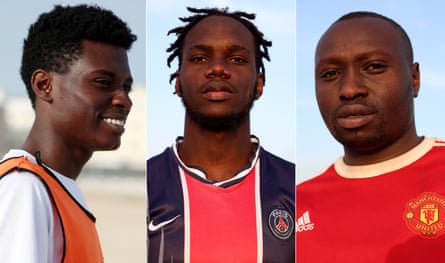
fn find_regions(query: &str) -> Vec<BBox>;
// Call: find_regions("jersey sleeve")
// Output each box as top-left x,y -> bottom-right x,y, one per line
0,171 -> 55,263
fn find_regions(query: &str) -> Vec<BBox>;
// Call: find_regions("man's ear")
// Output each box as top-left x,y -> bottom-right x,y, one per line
411,62 -> 420,98
31,69 -> 53,103
174,72 -> 182,97
254,73 -> 264,100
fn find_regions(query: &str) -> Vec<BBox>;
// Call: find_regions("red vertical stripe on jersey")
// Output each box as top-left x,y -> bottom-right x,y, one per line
185,169 -> 257,262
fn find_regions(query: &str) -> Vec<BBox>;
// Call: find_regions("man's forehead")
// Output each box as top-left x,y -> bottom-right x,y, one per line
328,16 -> 402,38
187,15 -> 252,38
185,44 -> 251,56
194,15 -> 246,27
315,16 -> 411,65
318,16 -> 403,49
183,15 -> 255,49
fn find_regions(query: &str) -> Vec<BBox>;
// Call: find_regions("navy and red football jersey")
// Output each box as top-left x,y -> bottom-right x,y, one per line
147,142 -> 295,262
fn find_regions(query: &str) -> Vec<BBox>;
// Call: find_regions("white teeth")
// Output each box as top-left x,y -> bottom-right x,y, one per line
104,118 -> 125,127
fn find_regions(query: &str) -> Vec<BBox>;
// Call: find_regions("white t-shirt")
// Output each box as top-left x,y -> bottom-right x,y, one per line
0,149 -> 89,263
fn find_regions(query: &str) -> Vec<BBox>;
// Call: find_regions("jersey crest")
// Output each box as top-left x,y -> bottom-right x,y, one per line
404,192 -> 445,239
268,208 -> 294,240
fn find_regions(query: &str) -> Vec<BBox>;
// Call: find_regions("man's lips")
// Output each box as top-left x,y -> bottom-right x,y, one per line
335,104 -> 376,129
103,117 -> 126,127
101,113 -> 129,133
201,81 -> 233,101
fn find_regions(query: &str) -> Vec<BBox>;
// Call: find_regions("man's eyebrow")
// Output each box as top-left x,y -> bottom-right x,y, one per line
91,69 -> 133,83
91,69 -> 116,77
186,44 -> 251,54
187,44 -> 212,52
316,50 -> 392,66
226,45 -> 250,53
315,57 -> 343,66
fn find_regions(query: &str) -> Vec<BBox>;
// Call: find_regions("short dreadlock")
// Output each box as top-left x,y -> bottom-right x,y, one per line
166,7 -> 272,85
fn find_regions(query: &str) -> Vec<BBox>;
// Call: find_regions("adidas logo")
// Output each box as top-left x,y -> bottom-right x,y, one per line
296,211 -> 315,232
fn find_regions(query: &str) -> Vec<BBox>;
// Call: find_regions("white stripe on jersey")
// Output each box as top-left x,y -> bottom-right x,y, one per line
179,167 -> 191,263
254,162 -> 263,263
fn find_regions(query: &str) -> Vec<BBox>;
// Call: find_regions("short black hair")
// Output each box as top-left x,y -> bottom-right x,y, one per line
334,11 -> 414,63
166,7 -> 272,84
21,4 -> 137,108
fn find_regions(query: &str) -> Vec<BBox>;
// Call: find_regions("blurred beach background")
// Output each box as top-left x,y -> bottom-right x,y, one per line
78,173 -> 146,263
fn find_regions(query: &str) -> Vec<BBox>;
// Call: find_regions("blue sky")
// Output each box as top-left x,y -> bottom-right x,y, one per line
297,1 -> 445,182
146,1 -> 297,163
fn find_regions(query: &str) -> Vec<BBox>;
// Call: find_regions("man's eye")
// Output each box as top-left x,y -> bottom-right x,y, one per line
229,56 -> 247,64
320,70 -> 340,80
95,79 -> 111,86
366,63 -> 387,73
190,56 -> 207,63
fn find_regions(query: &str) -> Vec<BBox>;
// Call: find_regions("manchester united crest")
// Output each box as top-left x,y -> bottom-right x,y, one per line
404,192 -> 445,239
268,208 -> 294,240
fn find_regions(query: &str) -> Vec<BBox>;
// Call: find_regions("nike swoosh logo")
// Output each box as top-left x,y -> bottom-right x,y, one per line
148,215 -> 181,232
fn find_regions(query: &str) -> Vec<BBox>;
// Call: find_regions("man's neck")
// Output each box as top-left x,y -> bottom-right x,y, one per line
179,120 -> 255,181
22,124 -> 91,180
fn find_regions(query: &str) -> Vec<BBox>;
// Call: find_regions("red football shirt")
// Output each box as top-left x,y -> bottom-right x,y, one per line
297,138 -> 445,263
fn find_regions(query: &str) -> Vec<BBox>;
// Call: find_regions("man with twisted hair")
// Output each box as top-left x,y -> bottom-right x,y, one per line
147,7 -> 295,262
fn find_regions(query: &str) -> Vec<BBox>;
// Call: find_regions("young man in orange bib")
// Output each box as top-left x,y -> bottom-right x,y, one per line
0,5 -> 136,262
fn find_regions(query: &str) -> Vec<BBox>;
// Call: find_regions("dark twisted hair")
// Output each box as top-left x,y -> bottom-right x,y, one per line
166,7 -> 272,84
21,4 -> 137,108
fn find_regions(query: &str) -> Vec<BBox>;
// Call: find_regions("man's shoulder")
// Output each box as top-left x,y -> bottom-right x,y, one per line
259,148 -> 295,187
430,137 -> 445,150
0,155 -> 43,186
259,147 -> 295,168
1,169 -> 43,185
146,147 -> 179,181
297,163 -> 335,190
0,169 -> 50,205
147,147 -> 172,163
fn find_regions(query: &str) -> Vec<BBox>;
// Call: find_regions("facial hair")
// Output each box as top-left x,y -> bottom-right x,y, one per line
181,87 -> 256,131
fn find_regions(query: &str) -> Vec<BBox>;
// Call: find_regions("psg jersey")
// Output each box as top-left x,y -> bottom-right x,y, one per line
147,139 -> 295,262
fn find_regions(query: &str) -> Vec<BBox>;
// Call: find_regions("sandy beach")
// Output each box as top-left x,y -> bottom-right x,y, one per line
78,174 -> 146,263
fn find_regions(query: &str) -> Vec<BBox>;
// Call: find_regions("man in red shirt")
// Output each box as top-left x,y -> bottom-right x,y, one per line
297,11 -> 445,263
